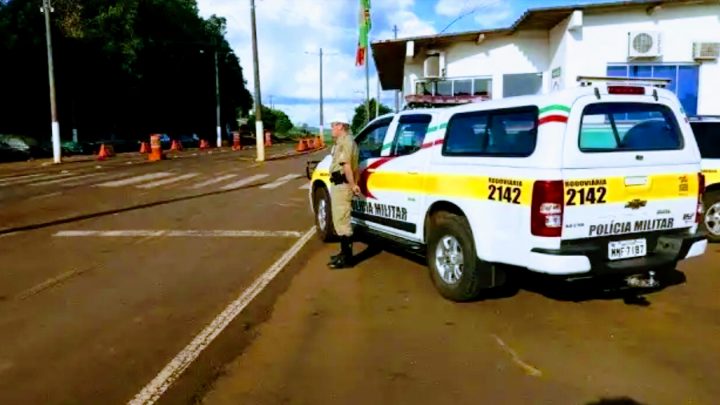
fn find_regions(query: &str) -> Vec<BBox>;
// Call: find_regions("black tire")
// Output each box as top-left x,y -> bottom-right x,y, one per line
427,212 -> 486,302
702,190 -> 720,243
313,186 -> 337,242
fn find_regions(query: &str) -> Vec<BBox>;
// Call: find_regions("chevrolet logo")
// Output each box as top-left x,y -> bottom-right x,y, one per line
625,199 -> 647,210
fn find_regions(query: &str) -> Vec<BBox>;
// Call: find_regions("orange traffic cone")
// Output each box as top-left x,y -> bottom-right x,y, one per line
232,132 -> 242,151
97,144 -> 110,161
296,138 -> 307,152
170,140 -> 180,151
199,139 -> 209,150
139,142 -> 150,154
316,135 -> 324,148
264,131 -> 272,147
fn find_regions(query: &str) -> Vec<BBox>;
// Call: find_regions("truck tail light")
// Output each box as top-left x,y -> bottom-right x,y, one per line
607,86 -> 645,95
697,173 -> 705,224
531,180 -> 564,237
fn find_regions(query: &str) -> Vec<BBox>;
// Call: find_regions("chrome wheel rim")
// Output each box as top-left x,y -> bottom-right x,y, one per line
317,197 -> 328,231
705,201 -> 720,236
435,235 -> 464,285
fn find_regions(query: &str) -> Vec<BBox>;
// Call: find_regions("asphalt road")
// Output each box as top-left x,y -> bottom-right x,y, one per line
1,145 -> 719,405
201,236 -> 720,404
0,145 -> 326,404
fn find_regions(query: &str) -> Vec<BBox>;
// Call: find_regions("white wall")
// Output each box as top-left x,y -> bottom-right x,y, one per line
402,3 -> 720,113
404,31 -> 549,98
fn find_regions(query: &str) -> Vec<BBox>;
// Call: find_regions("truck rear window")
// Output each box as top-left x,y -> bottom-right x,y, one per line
690,122 -> 720,158
579,103 -> 683,152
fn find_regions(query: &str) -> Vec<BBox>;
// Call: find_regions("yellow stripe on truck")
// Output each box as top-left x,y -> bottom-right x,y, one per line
703,169 -> 720,187
367,172 -> 700,206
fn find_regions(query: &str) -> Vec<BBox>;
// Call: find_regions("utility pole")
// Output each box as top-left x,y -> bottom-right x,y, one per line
250,0 -> 264,162
393,24 -> 400,113
365,55 -> 370,125
42,0 -> 61,164
319,47 -> 324,141
376,74 -> 380,118
214,47 -> 222,148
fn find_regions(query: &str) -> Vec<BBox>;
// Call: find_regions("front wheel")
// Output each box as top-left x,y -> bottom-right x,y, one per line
313,186 -> 336,242
427,212 -> 485,302
702,190 -> 720,243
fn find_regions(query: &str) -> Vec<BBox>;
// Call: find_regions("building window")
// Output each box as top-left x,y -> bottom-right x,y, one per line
503,73 -> 543,98
414,77 -> 492,98
606,64 -> 699,116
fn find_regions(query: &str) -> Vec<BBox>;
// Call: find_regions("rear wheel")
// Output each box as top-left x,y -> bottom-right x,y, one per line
702,191 -> 720,243
313,186 -> 336,242
427,212 -> 486,302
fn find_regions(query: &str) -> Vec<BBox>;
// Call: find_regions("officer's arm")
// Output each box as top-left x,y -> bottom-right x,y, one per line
342,161 -> 356,188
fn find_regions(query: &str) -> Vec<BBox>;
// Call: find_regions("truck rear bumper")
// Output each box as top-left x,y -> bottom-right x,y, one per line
527,232 -> 706,276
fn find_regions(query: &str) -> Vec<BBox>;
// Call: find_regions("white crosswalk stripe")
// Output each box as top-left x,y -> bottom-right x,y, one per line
0,172 -> 74,187
260,174 -> 302,190
0,173 -> 46,184
299,182 -> 311,190
31,173 -> 103,187
220,174 -> 269,191
136,173 -> 200,189
188,174 -> 238,190
96,172 -> 173,187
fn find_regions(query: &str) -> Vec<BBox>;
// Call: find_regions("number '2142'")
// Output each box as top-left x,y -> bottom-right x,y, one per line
488,185 -> 521,204
566,186 -> 607,206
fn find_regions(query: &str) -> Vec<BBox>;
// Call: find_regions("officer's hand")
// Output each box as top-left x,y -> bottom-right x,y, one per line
352,185 -> 361,196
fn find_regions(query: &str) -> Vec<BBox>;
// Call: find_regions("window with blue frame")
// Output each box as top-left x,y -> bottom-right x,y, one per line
606,64 -> 699,116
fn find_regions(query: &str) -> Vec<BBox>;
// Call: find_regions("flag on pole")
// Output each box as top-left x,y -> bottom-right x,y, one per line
355,0 -> 371,66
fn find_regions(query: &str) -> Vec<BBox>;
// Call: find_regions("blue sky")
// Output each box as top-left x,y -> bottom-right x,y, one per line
196,0 -> 623,127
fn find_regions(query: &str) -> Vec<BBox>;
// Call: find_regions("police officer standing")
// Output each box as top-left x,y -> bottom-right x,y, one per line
328,115 -> 360,269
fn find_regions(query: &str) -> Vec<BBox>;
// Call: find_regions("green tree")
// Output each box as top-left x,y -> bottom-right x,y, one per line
351,98 -> 392,134
247,105 -> 294,134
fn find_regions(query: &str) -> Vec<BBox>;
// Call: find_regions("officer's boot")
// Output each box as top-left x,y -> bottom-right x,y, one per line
329,236 -> 354,269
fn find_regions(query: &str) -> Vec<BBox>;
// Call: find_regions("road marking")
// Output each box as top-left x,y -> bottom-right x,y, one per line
491,334 -> 543,377
220,173 -> 269,191
31,173 -> 103,187
30,191 -> 63,200
53,230 -> 304,238
0,172 -> 74,186
96,172 -> 173,187
188,174 -> 238,189
299,181 -> 311,190
15,268 -> 92,301
0,173 -> 45,184
136,173 -> 200,189
128,226 -> 316,405
260,173 -> 302,189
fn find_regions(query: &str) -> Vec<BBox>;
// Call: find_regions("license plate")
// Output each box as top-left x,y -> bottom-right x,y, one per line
608,238 -> 647,261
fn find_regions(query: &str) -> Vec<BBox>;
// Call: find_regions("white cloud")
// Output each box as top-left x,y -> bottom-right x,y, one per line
197,0 -> 430,126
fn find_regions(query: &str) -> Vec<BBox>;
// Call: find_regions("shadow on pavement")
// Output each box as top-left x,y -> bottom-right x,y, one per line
0,179 -> 281,236
355,233 -> 687,306
585,397 -> 647,405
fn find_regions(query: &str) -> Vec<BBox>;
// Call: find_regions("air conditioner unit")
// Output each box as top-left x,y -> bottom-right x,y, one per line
693,42 -> 720,60
423,51 -> 445,79
628,31 -> 661,58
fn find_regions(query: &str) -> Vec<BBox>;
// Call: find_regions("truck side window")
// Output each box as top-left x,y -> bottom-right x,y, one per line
390,114 -> 432,156
355,119 -> 391,161
443,106 -> 538,157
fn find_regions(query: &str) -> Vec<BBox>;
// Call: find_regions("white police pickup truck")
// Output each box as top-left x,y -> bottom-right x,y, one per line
307,76 -> 707,302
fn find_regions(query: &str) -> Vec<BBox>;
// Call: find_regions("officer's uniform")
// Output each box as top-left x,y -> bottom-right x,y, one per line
326,116 -> 359,269
329,132 -> 359,237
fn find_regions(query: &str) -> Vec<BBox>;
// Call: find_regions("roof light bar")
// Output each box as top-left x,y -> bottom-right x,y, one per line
577,75 -> 671,89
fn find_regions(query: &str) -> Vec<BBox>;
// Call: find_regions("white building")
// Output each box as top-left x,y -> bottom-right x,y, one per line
371,0 -> 720,116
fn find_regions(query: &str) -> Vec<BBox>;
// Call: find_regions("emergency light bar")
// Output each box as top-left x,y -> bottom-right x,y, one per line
577,75 -> 671,89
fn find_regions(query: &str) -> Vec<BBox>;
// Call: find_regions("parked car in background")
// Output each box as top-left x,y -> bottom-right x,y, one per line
176,133 -> 199,148
689,115 -> 720,242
